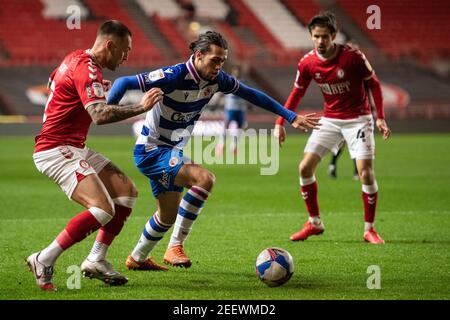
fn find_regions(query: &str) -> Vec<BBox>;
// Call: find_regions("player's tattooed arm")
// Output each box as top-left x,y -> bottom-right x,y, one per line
86,88 -> 163,125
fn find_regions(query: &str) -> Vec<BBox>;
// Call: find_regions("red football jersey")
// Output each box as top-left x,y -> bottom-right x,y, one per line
292,44 -> 374,119
34,49 -> 106,152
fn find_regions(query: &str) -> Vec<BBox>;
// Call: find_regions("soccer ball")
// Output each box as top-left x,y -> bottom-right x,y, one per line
255,247 -> 294,287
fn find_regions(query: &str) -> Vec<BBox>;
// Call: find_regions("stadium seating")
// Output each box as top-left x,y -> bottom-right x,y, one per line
0,0 -> 161,66
337,0 -> 450,63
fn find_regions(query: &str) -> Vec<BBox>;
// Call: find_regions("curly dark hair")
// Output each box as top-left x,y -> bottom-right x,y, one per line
189,31 -> 228,54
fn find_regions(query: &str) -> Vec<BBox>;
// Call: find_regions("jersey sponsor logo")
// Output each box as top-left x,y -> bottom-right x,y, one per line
91,82 -> 104,98
337,68 -> 345,79
171,111 -> 197,122
158,171 -> 170,189
148,69 -> 165,82
317,81 -> 351,95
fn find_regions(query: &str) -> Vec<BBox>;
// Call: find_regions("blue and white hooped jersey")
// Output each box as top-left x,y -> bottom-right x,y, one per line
136,56 -> 239,150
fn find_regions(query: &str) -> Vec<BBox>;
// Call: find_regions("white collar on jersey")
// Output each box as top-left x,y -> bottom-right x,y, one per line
186,55 -> 202,84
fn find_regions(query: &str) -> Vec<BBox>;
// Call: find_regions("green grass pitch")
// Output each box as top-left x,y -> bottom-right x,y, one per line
0,134 -> 449,300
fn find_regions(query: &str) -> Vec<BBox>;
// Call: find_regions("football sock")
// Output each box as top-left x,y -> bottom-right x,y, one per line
362,182 -> 378,231
168,186 -> 210,248
300,176 -> 320,218
40,208 -> 111,266
38,240 -> 63,266
131,211 -> 172,262
88,198 -> 134,262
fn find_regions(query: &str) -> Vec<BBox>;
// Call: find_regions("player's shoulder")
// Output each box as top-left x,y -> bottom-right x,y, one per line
147,63 -> 185,81
341,44 -> 367,60
298,49 -> 316,67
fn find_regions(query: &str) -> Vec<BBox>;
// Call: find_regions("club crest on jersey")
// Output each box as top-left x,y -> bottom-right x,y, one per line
202,86 -> 213,98
169,157 -> 179,167
337,68 -> 345,79
91,82 -> 104,97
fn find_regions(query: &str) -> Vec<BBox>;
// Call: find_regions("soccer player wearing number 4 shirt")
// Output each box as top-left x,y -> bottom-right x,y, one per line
26,20 -> 164,291
274,12 -> 391,244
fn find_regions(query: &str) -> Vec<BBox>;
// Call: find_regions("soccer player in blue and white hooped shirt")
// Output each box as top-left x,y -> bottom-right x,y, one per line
107,31 -> 321,270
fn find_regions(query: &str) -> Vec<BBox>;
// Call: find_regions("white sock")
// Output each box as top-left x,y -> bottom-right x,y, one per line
87,241 -> 109,262
309,216 -> 322,226
364,222 -> 374,232
39,240 -> 64,266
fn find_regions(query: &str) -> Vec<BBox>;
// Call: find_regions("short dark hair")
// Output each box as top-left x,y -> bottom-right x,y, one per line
308,11 -> 337,35
97,20 -> 132,38
189,31 -> 228,54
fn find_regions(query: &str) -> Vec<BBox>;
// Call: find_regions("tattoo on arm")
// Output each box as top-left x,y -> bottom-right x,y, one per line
87,102 -> 146,125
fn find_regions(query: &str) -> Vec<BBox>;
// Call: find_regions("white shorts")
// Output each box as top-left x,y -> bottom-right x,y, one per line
33,145 -> 111,199
304,115 -> 375,160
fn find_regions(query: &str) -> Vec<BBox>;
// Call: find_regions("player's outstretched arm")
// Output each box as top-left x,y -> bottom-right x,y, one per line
87,88 -> 163,125
274,113 -> 321,147
107,75 -> 142,104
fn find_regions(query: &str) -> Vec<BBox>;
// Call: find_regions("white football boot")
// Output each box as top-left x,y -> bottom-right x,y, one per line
26,252 -> 57,291
81,259 -> 128,286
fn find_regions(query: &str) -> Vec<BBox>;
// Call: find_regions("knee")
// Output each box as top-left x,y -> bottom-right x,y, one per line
299,161 -> 314,178
359,168 -> 374,184
197,170 -> 215,192
90,197 -> 115,217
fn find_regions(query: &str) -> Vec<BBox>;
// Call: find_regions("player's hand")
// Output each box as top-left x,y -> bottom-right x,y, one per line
291,113 -> 322,132
102,80 -> 112,92
140,88 -> 164,111
273,124 -> 286,147
376,118 -> 391,140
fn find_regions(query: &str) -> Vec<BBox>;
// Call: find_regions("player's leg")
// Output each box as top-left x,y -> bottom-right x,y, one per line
290,152 -> 324,241
230,110 -> 246,154
28,147 -> 115,290
85,160 -> 136,263
328,142 -> 344,178
352,159 -> 359,180
216,116 -> 230,155
127,191 -> 180,271
82,154 -> 139,284
356,159 -> 384,244
290,118 -> 342,241
163,163 -> 215,267
344,115 -> 384,244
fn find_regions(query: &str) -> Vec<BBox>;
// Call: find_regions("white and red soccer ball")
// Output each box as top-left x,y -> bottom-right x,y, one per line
255,247 -> 294,287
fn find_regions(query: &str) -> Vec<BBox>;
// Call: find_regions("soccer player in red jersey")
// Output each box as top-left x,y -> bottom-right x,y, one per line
26,20 -> 164,291
274,12 -> 391,244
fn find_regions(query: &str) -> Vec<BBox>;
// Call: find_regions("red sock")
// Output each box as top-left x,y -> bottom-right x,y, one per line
56,210 -> 102,250
362,191 -> 378,223
96,205 -> 132,245
301,181 -> 320,217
